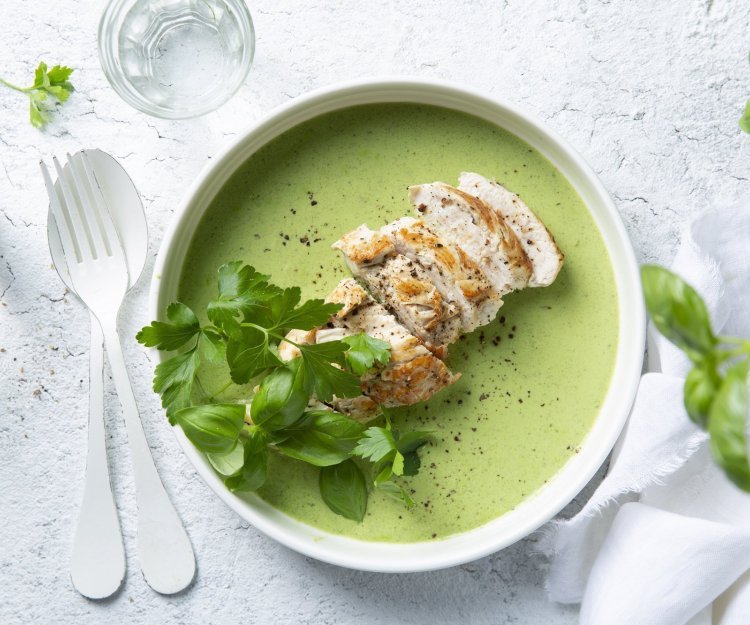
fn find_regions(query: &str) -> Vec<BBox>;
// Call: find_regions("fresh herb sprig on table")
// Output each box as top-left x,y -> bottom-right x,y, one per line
0,62 -> 75,128
642,265 -> 750,490
137,261 -> 430,520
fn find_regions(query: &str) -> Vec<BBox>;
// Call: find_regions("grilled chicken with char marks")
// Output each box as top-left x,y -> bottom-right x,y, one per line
408,182 -> 532,296
280,172 -> 561,421
333,225 -> 462,353
279,279 -> 459,421
457,172 -> 563,287
380,217 -> 503,332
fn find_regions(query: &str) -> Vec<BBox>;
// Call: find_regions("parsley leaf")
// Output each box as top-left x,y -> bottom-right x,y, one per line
354,426 -> 431,477
136,302 -> 201,351
46,64 -> 74,85
273,294 -> 342,331
353,426 -> 398,463
0,61 -> 75,128
201,328 -> 226,363
225,325 -> 281,384
342,332 -> 391,375
298,341 -> 361,401
153,348 -> 200,423
376,481 -> 415,508
207,262 -> 281,329
258,286 -> 342,332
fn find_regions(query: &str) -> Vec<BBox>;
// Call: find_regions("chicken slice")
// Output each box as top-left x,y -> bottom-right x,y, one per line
333,225 -> 462,351
280,279 -> 459,421
408,182 -> 532,296
380,217 -> 503,332
458,172 -> 563,287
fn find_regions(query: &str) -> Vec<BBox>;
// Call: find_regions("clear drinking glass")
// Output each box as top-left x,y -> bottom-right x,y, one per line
98,0 -> 254,119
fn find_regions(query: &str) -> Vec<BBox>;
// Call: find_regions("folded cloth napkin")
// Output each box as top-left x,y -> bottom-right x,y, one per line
540,205 -> 750,625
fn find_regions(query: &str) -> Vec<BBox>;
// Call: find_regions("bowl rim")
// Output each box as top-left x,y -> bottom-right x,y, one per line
97,0 -> 255,120
149,76 -> 645,572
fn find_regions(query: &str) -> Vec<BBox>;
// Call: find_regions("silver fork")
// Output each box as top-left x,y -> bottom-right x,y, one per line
42,152 -> 195,595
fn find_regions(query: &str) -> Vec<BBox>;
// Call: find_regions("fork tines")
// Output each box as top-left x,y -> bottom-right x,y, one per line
41,152 -> 124,267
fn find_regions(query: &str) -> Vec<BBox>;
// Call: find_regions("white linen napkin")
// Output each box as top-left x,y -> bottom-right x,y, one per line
540,205 -> 750,625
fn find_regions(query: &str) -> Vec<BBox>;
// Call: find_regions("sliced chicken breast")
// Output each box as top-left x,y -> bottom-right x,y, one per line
409,182 -> 532,296
280,279 -> 459,421
380,217 -> 503,332
333,225 -> 462,351
458,172 -> 563,287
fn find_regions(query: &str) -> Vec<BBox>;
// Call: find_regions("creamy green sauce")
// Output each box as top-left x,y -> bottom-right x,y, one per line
178,103 -> 618,542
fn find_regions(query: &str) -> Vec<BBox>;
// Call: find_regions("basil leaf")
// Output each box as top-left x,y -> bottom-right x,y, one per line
273,297 -> 343,332
173,403 -> 245,454
319,460 -> 368,522
206,442 -> 244,477
225,430 -> 269,492
276,410 -> 365,467
708,361 -> 750,491
641,265 -> 716,357
684,362 -> 719,428
250,359 -> 312,431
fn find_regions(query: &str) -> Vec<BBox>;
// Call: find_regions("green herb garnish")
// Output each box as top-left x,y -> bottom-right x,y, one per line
138,261 -> 432,520
642,265 -> 750,490
0,62 -> 75,128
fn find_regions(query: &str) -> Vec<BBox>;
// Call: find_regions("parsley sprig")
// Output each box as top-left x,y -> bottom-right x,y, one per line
138,261 -> 431,521
642,265 -> 750,490
0,62 -> 75,128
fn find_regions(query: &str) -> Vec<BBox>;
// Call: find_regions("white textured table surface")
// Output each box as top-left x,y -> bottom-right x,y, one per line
2,1 -> 749,623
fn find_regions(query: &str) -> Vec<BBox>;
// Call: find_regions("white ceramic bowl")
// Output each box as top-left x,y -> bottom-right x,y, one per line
150,77 -> 645,572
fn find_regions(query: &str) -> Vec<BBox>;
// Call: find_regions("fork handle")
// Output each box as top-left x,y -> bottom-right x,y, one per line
70,314 -> 126,599
99,317 -> 196,595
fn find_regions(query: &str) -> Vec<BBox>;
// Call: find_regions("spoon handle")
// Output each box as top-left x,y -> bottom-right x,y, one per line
70,313 -> 126,599
99,317 -> 195,595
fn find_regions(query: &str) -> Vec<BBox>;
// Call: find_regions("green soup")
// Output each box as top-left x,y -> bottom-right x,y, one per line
178,103 -> 618,542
